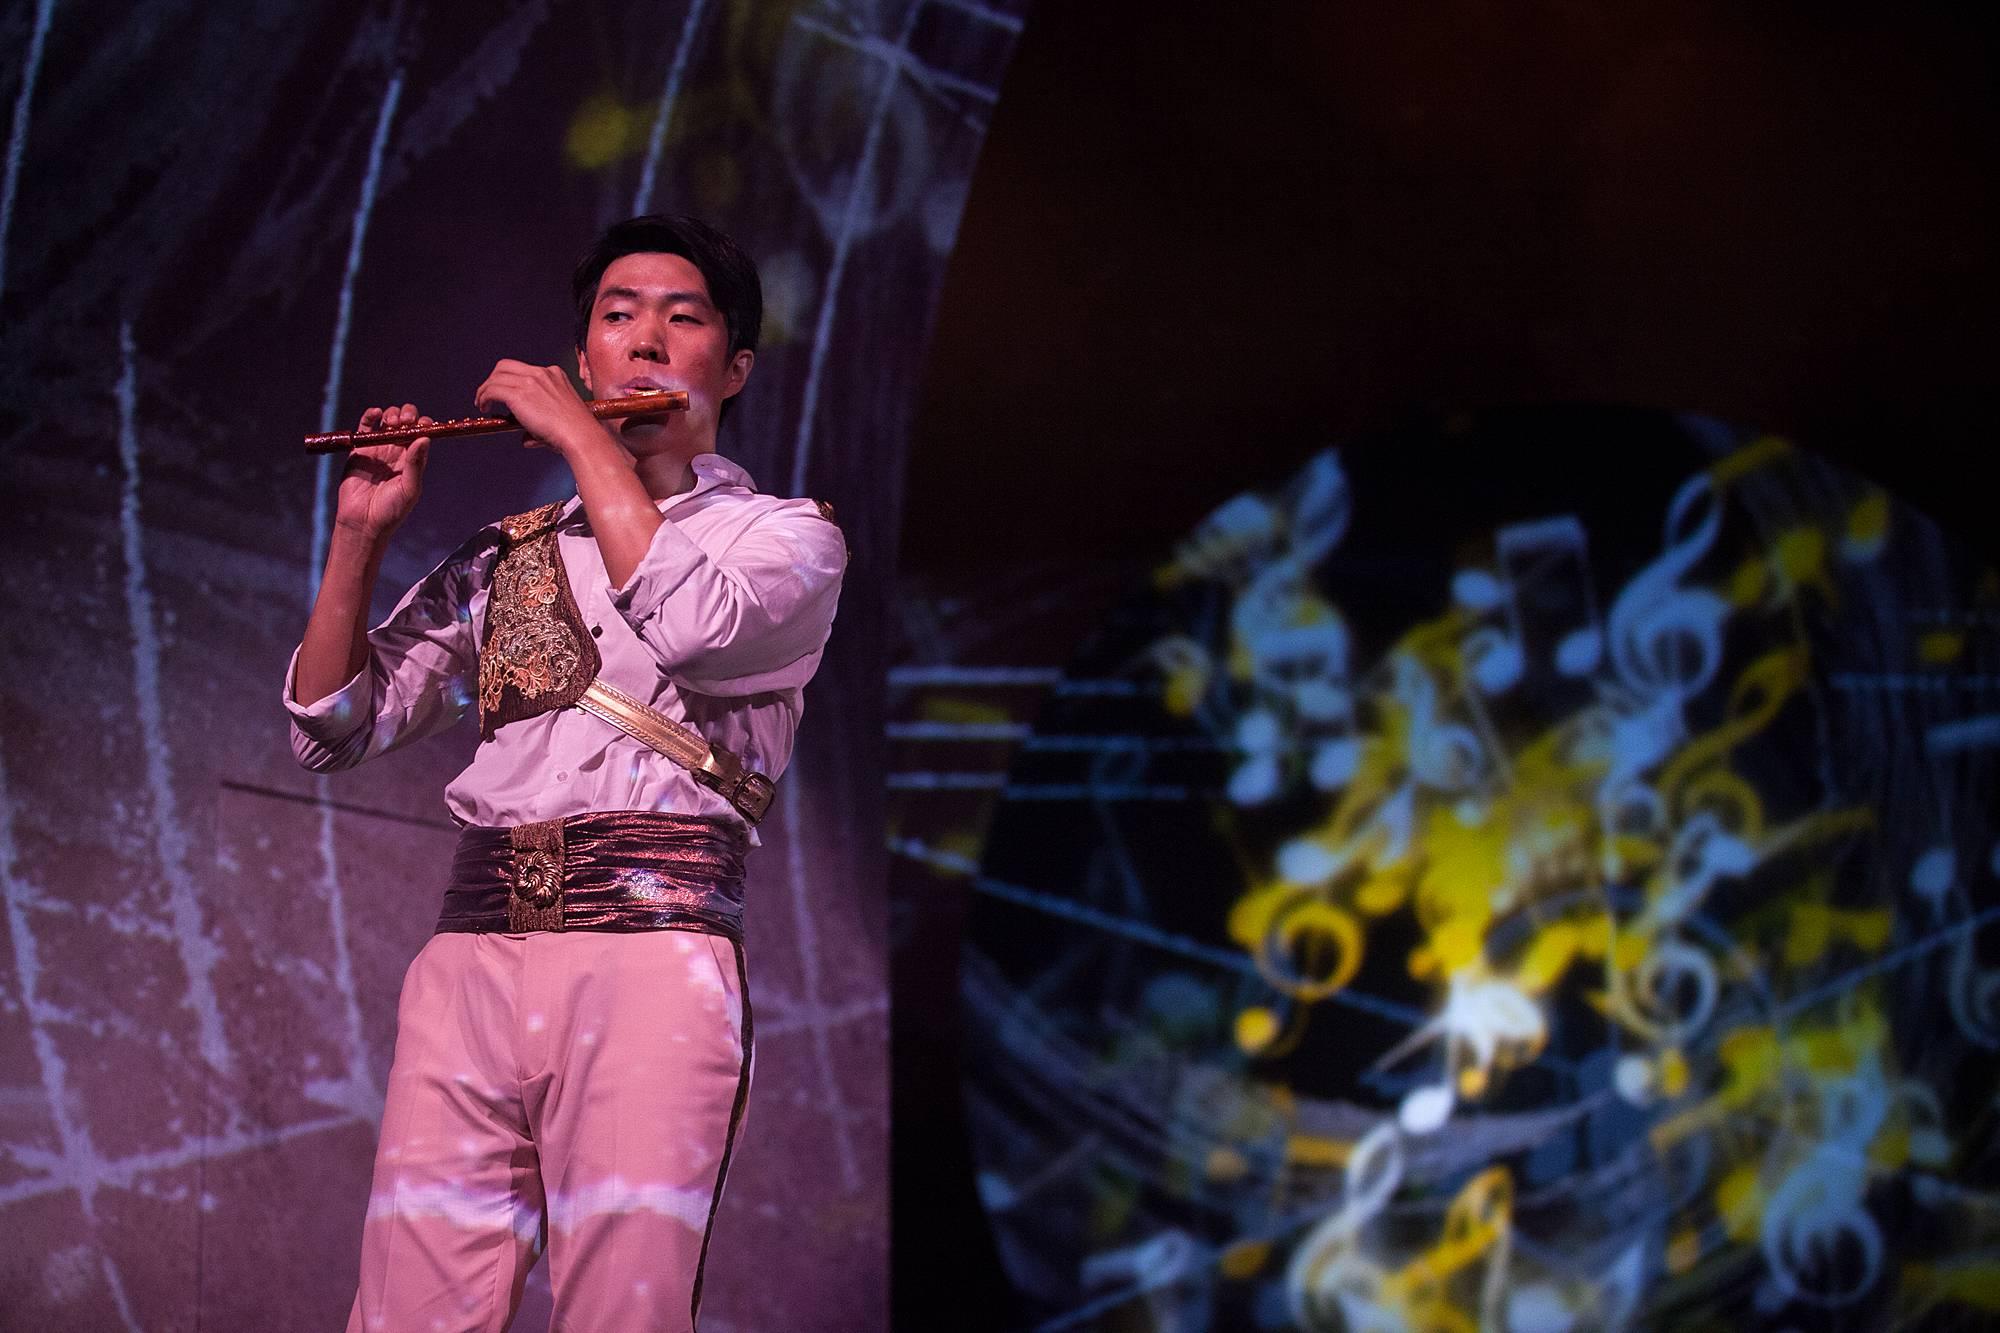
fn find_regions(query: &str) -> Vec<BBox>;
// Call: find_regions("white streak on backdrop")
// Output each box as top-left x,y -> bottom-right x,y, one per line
117,320 -> 232,1078
631,0 -> 715,216
0,751 -> 142,1332
309,68 -> 406,601
785,2 -> 931,497
0,0 -> 58,299
302,67 -> 407,1129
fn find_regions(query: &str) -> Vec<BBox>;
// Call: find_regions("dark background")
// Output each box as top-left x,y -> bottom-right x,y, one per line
893,2 -> 1997,1325
906,1 -> 1996,572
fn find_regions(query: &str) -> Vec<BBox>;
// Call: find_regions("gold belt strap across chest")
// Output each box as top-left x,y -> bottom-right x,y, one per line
575,679 -> 776,825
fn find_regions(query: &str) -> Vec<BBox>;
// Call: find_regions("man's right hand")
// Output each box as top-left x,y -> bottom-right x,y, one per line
335,402 -> 434,542
298,403 -> 433,706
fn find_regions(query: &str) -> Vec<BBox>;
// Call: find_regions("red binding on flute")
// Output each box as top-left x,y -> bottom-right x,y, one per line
303,390 -> 691,454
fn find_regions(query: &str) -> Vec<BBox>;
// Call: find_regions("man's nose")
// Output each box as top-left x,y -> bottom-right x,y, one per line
631,318 -> 668,360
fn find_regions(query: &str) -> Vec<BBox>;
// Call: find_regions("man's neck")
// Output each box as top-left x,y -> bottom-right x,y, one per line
632,442 -> 709,501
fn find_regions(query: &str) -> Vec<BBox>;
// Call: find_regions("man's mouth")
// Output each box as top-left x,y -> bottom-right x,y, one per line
618,378 -> 677,395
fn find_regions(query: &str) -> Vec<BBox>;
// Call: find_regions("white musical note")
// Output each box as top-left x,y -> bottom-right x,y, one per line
1653,811 -> 1757,925
1079,1228 -> 1198,1294
1607,474 -> 1730,703
1948,931 -> 2000,1049
1286,450 -> 1353,566
1173,492 -> 1280,581
1464,626 -> 1526,695
1624,937 -> 1720,1045
1398,1081 -> 1455,1135
1286,1122 -> 1406,1333
1454,516 -> 1607,698
1396,655 -> 1491,794
1310,736 -> 1363,792
1909,846 -> 1954,920
1229,708 -> 1285,806
1760,1085 -> 1886,1309
1498,515 -> 1604,681
1376,975 -> 1547,1134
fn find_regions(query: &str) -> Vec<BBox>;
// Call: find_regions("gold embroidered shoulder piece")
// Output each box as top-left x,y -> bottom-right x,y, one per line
477,502 -> 602,739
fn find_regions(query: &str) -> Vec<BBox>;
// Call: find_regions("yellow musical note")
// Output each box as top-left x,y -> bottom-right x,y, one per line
1657,647 -> 1810,815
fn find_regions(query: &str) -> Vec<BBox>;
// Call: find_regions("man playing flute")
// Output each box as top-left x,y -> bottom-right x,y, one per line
285,214 -> 845,1332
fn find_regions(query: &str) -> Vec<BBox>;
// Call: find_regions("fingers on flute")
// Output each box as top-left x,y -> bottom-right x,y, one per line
354,404 -> 411,434
347,405 -> 430,471
387,404 -> 426,442
354,404 -> 425,437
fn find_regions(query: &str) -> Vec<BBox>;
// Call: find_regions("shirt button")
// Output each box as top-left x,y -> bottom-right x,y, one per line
556,770 -> 570,782
590,624 -> 603,637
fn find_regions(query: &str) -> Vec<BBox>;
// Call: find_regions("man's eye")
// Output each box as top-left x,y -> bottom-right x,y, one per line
603,310 -> 629,322
671,313 -> 701,324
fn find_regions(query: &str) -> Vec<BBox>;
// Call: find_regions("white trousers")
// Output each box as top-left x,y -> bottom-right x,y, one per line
346,929 -> 751,1332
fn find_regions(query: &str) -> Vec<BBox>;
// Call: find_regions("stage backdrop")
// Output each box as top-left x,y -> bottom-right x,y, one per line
893,409 -> 2000,1329
0,1 -> 1025,1327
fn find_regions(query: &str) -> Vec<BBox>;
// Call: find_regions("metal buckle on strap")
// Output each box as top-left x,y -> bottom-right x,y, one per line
731,771 -> 775,824
694,749 -> 775,824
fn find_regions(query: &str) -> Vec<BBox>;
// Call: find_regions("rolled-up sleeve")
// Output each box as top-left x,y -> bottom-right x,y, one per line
609,499 -> 846,696
284,541 -> 487,771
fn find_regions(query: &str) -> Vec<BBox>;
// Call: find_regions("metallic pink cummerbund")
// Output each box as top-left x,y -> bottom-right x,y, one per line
437,810 -> 747,939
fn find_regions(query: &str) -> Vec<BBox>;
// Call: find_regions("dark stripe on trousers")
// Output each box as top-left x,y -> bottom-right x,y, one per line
690,936 -> 754,1330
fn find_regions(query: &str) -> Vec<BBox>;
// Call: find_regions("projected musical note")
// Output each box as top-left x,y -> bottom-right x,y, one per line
1453,566 -> 1527,696
1607,472 -> 1731,703
1287,1122 -> 1405,1331
1453,515 -> 1605,694
954,420 -> 2000,1329
1498,516 -> 1604,678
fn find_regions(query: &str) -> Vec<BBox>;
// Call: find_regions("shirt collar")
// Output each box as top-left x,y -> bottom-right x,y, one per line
685,452 -> 758,495
556,453 -> 757,526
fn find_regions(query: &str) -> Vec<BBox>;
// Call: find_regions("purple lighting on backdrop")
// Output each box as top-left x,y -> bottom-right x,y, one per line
0,2 -> 1028,1328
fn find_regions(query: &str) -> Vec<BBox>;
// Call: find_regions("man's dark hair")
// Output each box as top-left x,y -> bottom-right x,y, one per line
570,213 -> 764,358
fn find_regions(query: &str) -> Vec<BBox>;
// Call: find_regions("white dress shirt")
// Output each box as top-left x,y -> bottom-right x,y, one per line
285,453 -> 846,836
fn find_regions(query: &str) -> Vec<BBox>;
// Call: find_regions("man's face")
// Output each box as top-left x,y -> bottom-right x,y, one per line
576,251 -> 753,446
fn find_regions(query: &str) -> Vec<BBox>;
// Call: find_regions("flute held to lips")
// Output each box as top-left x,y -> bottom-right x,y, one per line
302,389 -> 690,454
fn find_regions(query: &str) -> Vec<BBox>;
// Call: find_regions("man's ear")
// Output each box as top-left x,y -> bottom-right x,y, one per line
576,346 -> 594,395
723,348 -> 755,399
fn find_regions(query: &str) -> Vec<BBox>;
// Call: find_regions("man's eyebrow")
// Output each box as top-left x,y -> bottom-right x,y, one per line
594,285 -> 715,308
